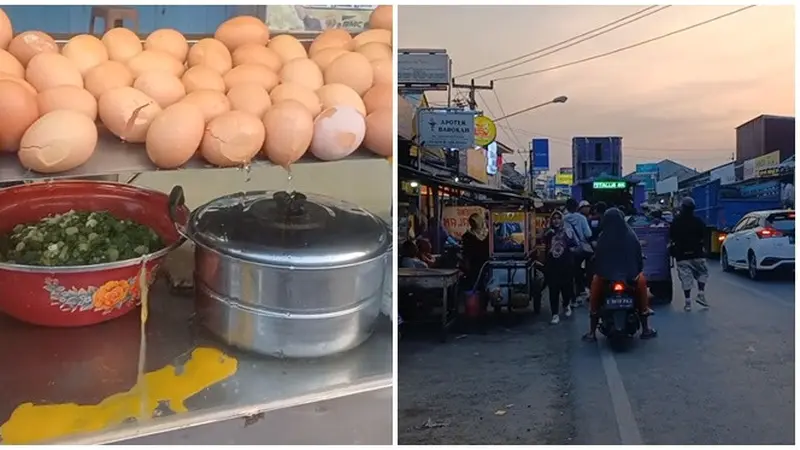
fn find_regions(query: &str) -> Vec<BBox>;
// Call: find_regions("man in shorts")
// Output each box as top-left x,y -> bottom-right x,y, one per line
669,197 -> 709,311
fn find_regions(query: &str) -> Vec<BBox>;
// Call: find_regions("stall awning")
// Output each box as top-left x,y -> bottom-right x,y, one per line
400,164 -> 537,204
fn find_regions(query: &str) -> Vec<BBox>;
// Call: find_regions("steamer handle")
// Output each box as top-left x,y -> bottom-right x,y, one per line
168,185 -> 188,238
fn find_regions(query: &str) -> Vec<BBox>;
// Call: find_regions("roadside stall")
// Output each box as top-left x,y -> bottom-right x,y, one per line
0,7 -> 393,445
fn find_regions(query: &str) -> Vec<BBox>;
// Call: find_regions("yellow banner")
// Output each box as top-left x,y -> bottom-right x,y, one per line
474,115 -> 497,147
466,148 -> 489,184
493,212 -> 525,223
753,151 -> 780,172
555,173 -> 573,185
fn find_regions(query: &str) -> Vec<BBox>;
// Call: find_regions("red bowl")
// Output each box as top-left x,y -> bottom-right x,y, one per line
0,181 -> 189,327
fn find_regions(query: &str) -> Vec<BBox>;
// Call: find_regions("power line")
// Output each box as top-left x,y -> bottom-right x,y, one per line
476,6 -> 670,80
455,5 -> 660,79
494,5 -> 756,82
488,90 -> 525,150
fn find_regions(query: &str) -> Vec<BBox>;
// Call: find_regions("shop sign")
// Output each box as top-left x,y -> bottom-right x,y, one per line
466,148 -> 488,184
416,108 -> 475,149
441,206 -> 485,238
398,49 -> 450,90
593,181 -> 626,189
555,173 -> 573,186
744,151 -> 780,180
474,115 -> 497,147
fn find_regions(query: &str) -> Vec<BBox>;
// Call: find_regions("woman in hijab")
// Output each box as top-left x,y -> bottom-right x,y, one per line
584,207 -> 657,341
461,212 -> 490,290
544,210 -> 578,324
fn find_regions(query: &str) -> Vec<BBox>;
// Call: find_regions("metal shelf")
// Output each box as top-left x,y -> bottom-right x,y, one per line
0,273 -> 392,444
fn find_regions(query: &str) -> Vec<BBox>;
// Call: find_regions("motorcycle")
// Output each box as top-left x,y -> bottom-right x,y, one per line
598,279 -> 642,346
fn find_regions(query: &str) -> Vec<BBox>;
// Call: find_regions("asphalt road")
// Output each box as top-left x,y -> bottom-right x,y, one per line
398,261 -> 795,445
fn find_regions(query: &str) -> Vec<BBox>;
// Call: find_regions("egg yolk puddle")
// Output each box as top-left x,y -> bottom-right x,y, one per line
0,347 -> 238,445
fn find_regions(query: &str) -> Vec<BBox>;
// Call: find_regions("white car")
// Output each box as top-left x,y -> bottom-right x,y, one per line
720,210 -> 795,280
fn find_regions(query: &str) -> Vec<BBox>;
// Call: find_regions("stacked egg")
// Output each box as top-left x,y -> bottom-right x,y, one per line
0,5 -> 393,174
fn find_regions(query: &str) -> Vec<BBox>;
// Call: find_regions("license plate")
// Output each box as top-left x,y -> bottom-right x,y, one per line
606,296 -> 634,308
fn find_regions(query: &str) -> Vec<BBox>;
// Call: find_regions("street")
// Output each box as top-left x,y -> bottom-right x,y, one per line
397,261 -> 795,445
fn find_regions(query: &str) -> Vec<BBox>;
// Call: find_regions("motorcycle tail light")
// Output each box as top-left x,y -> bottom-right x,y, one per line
612,282 -> 624,292
757,227 -> 783,238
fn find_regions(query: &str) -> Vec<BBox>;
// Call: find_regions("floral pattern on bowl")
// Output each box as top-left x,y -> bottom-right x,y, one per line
44,267 -> 159,314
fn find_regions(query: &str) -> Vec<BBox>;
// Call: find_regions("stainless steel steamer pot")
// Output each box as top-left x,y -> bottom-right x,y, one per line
168,186 -> 391,358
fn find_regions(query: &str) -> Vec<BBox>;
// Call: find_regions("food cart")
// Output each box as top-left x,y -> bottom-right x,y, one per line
0,9 -> 392,445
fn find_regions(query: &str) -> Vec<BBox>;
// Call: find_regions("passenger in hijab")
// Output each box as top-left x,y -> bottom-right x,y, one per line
584,207 -> 657,341
544,210 -> 579,324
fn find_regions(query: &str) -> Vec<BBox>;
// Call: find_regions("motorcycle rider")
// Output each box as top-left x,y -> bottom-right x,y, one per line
583,207 -> 657,341
669,197 -> 709,311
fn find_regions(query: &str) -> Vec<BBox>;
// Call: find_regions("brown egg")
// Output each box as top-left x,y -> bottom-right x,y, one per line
364,107 -> 392,157
134,72 -> 186,108
371,58 -> 392,86
350,29 -> 391,50
310,106 -> 366,161
8,31 -> 58,67
227,83 -> 271,118
180,89 -> 230,123
356,42 -> 391,62
187,38 -> 232,75
144,28 -> 188,62
232,44 -> 282,72
262,100 -> 314,168
61,34 -> 108,75
215,16 -> 270,52
279,58 -> 323,91
98,87 -> 163,143
311,48 -> 348,71
181,65 -> 226,93
0,8 -> 12,50
0,48 -> 23,78
316,84 -> 366,117
19,110 -> 97,174
127,50 -> 186,78
309,29 -> 352,57
270,83 -> 321,117
267,34 -> 307,63
26,53 -> 83,92
200,110 -> 265,167
362,83 -> 392,114
146,102 -> 205,169
223,64 -> 279,92
0,74 -> 36,95
102,27 -> 143,63
37,86 -> 97,120
368,6 -> 393,32
84,60 -> 133,98
324,52 -> 373,96
0,80 -> 39,152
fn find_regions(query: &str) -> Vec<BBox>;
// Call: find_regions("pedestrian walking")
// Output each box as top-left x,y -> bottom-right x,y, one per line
669,197 -> 709,311
544,210 -> 579,324
564,198 -> 594,306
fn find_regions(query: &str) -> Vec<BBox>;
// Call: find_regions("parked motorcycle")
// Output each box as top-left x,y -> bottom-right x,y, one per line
598,280 -> 642,346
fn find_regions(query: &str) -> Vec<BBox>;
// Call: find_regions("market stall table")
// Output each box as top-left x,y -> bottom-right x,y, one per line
397,267 -> 459,341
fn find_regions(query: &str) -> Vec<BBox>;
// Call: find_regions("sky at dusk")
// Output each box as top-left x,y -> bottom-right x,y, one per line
398,5 -> 795,174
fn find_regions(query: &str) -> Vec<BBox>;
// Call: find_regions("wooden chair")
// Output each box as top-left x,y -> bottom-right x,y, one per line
89,6 -> 140,34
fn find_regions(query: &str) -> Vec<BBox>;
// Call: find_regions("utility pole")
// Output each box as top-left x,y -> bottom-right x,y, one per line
451,78 -> 494,109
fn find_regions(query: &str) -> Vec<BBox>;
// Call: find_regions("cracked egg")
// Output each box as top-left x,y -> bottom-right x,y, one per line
98,86 -> 162,143
18,110 -> 97,173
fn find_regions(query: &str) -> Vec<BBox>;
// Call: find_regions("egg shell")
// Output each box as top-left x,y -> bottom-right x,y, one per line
215,16 -> 270,52
368,6 -> 393,32
0,8 -> 12,50
84,60 -> 134,99
262,100 -> 314,168
310,106 -> 365,161
134,71 -> 186,108
0,80 -> 39,152
231,44 -> 282,72
0,74 -> 36,95
371,58 -> 392,86
311,48 -> 348,71
0,48 -> 23,78
181,65 -> 226,93
223,64 -> 279,92
270,83 -> 321,117
324,52 -> 373,96
145,28 -> 189,62
9,31 -> 58,67
355,42 -> 392,62
18,110 -> 98,173
200,110 -> 265,167
61,34 -> 108,75
227,83 -> 271,118
102,27 -> 143,63
180,89 -> 231,123
26,53 -> 83,92
316,83 -> 366,117
98,86 -> 163,143
308,29 -> 352,57
187,38 -> 232,75
37,86 -> 97,120
267,34 -> 307,63
279,58 -> 323,91
364,107 -> 392,157
350,29 -> 391,50
127,50 -> 186,78
146,102 -> 205,169
362,83 -> 392,115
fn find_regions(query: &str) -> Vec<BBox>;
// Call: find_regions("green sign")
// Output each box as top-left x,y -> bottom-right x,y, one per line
593,181 -> 626,189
